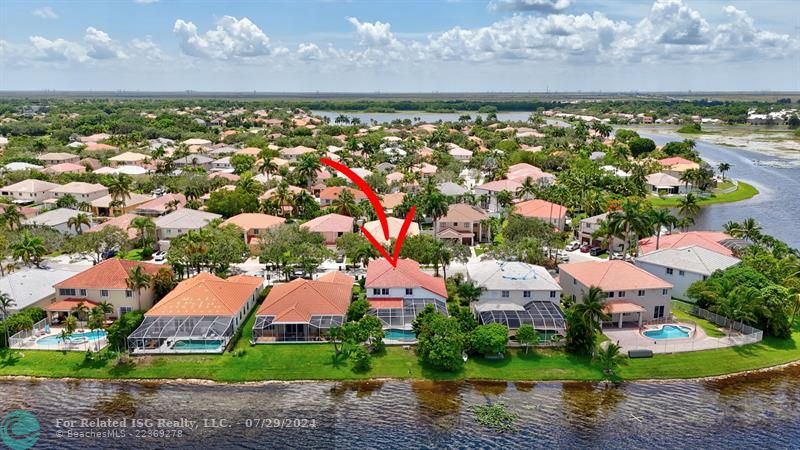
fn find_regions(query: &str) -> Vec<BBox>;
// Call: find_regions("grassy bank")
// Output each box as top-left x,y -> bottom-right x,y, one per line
2,312 -> 800,383
648,181 -> 758,208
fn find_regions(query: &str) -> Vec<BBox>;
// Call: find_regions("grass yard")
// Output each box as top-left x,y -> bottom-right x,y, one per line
648,181 -> 758,208
671,306 -> 727,338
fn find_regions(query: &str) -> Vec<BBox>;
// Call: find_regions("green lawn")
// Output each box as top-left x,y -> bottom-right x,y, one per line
3,309 -> 800,382
648,181 -> 758,208
671,306 -> 726,338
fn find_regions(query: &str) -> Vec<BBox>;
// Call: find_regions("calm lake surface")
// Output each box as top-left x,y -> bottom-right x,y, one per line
3,364 -> 800,449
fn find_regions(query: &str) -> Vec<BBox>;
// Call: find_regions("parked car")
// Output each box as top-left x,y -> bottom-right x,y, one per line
610,251 -> 624,260
290,269 -> 310,279
153,251 -> 167,262
335,253 -> 345,264
101,249 -> 118,260
589,247 -> 607,257
557,254 -> 570,263
580,244 -> 591,253
565,241 -> 581,252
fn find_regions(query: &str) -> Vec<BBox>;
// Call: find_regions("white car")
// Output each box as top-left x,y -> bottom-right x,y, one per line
153,251 -> 167,262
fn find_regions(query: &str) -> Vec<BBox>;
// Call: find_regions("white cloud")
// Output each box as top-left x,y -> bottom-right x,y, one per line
32,6 -> 58,19
346,17 -> 400,48
29,36 -> 87,62
85,27 -> 128,59
134,0 -> 159,4
489,0 -> 572,13
130,37 -> 166,61
297,43 -> 324,61
174,16 -> 274,59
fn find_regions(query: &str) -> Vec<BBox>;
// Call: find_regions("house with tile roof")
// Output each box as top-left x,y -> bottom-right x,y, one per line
434,203 -> 489,245
635,245 -> 740,301
362,217 -> 421,246
252,271 -> 354,343
558,260 -> 673,327
49,181 -> 109,203
659,157 -> 700,177
0,179 -> 60,203
154,208 -> 221,247
134,193 -> 186,217
300,213 -> 354,245
52,259 -> 163,319
87,213 -> 141,239
506,163 -> 555,186
474,179 -> 522,213
127,273 -> 263,354
319,186 -> 368,206
37,152 -> 80,166
513,199 -> 568,231
638,231 -> 734,256
109,152 -> 149,167
44,163 -> 87,175
23,208 -> 93,235
365,259 -> 448,336
646,172 -> 687,195
280,145 -> 317,162
90,193 -> 153,217
221,213 -> 285,245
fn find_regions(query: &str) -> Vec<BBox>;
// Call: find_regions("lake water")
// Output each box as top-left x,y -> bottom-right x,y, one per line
3,364 -> 800,449
313,110 -> 536,124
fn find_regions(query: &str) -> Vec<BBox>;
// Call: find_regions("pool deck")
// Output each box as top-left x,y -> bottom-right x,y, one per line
604,322 -> 750,354
10,327 -> 108,352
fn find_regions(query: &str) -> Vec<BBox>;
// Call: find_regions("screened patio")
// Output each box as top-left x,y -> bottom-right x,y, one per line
368,298 -> 449,330
252,314 -> 345,343
477,301 -> 566,333
127,315 -> 234,354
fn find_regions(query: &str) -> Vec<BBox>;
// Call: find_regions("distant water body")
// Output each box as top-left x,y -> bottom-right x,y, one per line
3,364 -> 800,449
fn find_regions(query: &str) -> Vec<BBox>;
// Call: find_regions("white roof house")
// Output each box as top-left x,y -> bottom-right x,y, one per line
468,260 -> 561,299
155,208 -> 221,244
1,179 -> 61,203
0,266 -> 86,313
49,182 -> 109,202
437,181 -> 468,197
23,208 -> 93,235
3,162 -> 43,172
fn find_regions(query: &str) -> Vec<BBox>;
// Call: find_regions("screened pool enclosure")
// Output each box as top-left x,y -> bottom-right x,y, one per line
127,316 -> 234,354
368,298 -> 449,330
252,314 -> 345,342
477,301 -> 566,333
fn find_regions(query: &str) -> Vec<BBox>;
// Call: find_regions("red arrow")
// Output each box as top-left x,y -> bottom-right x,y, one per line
321,158 -> 415,267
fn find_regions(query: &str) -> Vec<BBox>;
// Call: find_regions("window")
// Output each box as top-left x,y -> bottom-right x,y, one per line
381,288 -> 389,295
608,291 -> 615,298
501,290 -> 510,298
59,288 -> 76,296
464,223 -> 470,227
662,289 -> 669,296
550,291 -> 557,298
702,275 -> 708,281
372,289 -> 380,295
638,290 -> 645,297
653,305 -> 665,319
101,290 -> 109,297
572,278 -> 576,285
666,268 -> 674,275
79,289 -> 87,297
679,270 -> 685,276
618,291 -> 626,298
523,291 -> 531,298
125,290 -> 132,298
119,306 -> 132,317
405,288 -> 413,296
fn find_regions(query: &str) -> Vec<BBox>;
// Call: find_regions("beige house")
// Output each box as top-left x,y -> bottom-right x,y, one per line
154,208 -> 221,246
49,182 -> 109,203
280,145 -> 317,162
90,193 -> 153,217
0,179 -> 61,203
434,203 -> 489,245
221,213 -> 286,246
300,213 -> 354,245
51,259 -> 163,319
37,152 -> 80,166
109,151 -> 149,167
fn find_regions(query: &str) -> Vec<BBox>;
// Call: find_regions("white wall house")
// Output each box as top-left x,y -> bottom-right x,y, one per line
467,260 -> 561,305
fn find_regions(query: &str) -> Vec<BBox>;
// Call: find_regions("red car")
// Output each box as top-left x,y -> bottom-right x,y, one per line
580,244 -> 591,253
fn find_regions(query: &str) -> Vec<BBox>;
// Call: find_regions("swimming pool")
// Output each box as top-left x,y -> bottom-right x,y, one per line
37,330 -> 107,345
172,340 -> 223,350
643,325 -> 692,340
384,329 -> 416,341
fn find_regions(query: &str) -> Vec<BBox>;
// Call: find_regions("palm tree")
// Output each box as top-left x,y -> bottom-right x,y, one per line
648,208 -> 676,250
126,266 -> 152,311
515,177 -> 538,200
594,342 -> 626,377
273,182 -> 295,217
67,213 -> 91,235
573,286 -> 611,332
331,188 -> 359,217
10,230 -> 46,267
722,220 -> 741,235
0,293 -> 16,347
165,199 -> 181,213
717,162 -> 731,182
106,173 -> 133,210
606,199 -> 649,260
677,193 -> 700,220
423,191 -> 449,234
737,217 -> 762,242
295,154 -> 321,189
495,190 -> 514,209
2,205 -> 24,231
128,216 -> 156,249
679,169 -> 697,192
675,216 -> 695,232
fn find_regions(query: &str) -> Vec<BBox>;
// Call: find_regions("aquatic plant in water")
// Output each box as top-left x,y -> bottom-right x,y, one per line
470,403 -> 517,432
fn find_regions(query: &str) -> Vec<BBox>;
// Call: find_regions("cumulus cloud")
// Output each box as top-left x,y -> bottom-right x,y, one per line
29,36 -> 87,62
346,17 -> 401,48
489,0 -> 572,13
174,16 -> 274,59
130,37 -> 166,60
85,27 -> 128,59
32,6 -> 58,19
297,43 -> 324,61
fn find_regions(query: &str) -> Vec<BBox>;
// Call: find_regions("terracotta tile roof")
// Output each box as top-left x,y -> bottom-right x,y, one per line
256,272 -> 353,323
319,186 -> 367,201
47,298 -> 100,312
368,298 -> 403,308
507,163 -> 555,183
476,179 -> 522,192
366,258 -> 447,298
301,213 -> 353,233
87,213 -> 141,239
659,157 -> 698,167
134,193 -> 186,214
363,217 -> 420,245
45,163 -> 86,174
604,301 -> 645,314
638,231 -> 733,256
55,259 -> 162,290
558,260 -> 672,291
513,199 -> 567,220
51,182 -> 107,195
222,213 -> 285,232
440,203 -> 488,223
146,272 -> 263,317
380,192 -> 405,209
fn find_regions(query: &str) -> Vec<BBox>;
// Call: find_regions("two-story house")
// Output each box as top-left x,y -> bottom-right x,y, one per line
558,260 -> 673,328
434,203 -> 489,245
0,179 -> 61,204
154,208 -> 221,249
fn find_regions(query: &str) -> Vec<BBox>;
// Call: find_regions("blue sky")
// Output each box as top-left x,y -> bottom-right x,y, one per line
1,0 -> 798,92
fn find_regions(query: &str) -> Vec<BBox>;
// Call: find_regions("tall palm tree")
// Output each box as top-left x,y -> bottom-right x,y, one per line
128,216 -> 156,249
594,342 -> 626,377
573,286 -> 611,332
679,169 -> 697,192
678,193 -> 700,219
2,205 -> 24,231
648,208 -> 676,250
515,177 -> 538,200
258,157 -> 278,184
273,182 -> 295,217
67,213 -> 91,235
607,199 -> 649,260
423,191 -> 449,234
717,162 -> 731,182
295,154 -> 321,189
331,188 -> 359,217
165,199 -> 181,213
0,293 -> 16,347
126,266 -> 152,311
10,230 -> 46,267
738,217 -> 762,242
106,173 -> 133,210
